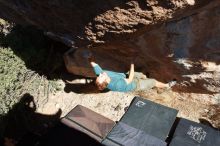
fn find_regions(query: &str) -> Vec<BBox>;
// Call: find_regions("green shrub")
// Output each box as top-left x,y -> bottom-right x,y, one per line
0,20 -> 64,139
0,47 -> 62,115
0,47 -> 26,115
0,22 -> 64,116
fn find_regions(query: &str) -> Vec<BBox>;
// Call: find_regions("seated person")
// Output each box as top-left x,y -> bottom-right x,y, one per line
90,61 -> 176,92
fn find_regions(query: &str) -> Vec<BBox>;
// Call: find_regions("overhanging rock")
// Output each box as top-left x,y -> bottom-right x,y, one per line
1,0 -> 220,93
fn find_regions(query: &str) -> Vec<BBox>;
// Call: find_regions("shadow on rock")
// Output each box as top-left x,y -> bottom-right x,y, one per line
64,82 -> 100,94
173,78 -> 218,94
62,73 -> 101,94
0,93 -> 62,146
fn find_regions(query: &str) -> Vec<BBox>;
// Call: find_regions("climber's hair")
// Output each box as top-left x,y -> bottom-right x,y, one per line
95,78 -> 108,91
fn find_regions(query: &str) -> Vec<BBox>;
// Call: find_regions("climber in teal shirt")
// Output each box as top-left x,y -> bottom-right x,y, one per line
87,50 -> 177,92
89,59 -> 176,92
92,63 -> 136,92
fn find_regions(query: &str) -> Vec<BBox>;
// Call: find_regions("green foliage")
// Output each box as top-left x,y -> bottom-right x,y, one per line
0,23 -> 64,116
0,20 -> 65,139
0,47 -> 26,115
0,47 -> 62,117
0,18 -> 12,46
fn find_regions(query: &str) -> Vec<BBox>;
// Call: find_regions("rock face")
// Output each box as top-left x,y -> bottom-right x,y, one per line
0,0 -> 220,93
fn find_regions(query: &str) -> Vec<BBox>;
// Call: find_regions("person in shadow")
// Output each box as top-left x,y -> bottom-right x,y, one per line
0,93 -> 62,146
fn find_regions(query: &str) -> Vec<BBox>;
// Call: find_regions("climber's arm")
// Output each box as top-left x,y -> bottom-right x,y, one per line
90,61 -> 98,67
88,56 -> 103,76
124,63 -> 134,84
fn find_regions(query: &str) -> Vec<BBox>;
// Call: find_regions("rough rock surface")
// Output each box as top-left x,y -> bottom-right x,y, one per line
64,1 -> 220,93
0,0 -> 219,93
0,0 -> 216,46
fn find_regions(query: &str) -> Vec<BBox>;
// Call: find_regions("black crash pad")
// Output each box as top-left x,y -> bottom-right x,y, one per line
102,96 -> 178,146
169,118 -> 220,146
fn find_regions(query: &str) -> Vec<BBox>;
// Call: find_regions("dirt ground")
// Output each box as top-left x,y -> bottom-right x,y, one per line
36,78 -> 220,129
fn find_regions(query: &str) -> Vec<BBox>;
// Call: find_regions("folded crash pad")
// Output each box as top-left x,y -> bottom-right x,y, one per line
169,118 -> 220,146
61,105 -> 115,142
39,122 -> 104,146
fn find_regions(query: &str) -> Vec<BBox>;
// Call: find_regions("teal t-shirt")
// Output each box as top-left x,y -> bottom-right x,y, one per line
93,65 -> 136,92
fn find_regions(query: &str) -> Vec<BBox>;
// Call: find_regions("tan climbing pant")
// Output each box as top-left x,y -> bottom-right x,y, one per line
133,72 -> 156,91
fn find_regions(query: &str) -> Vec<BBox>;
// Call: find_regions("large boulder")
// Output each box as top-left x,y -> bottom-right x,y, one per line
0,0 -> 220,93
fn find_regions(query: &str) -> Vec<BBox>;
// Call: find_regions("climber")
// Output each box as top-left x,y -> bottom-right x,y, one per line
88,57 -> 176,92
